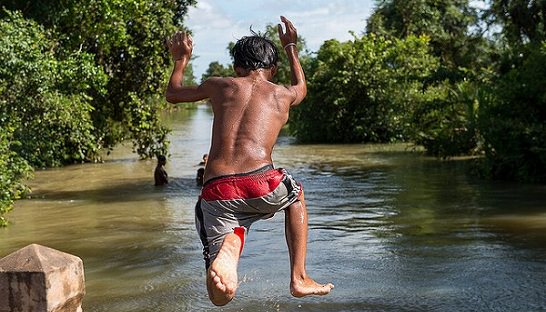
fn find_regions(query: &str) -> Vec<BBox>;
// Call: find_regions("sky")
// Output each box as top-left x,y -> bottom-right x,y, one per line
185,0 -> 375,80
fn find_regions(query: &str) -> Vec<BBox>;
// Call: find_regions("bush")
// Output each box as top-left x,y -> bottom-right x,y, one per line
411,79 -> 481,157
0,11 -> 106,225
478,43 -> 546,182
0,127 -> 32,227
290,34 -> 438,143
0,11 -> 107,167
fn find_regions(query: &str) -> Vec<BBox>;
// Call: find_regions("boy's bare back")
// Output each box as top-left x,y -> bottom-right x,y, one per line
199,74 -> 295,180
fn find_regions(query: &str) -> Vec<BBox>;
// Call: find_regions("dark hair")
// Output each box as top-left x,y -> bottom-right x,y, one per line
231,35 -> 278,70
157,155 -> 166,162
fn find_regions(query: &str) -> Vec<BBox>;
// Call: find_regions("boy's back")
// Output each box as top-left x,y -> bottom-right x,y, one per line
202,75 -> 294,181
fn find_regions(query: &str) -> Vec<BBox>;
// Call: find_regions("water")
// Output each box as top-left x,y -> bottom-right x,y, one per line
1,105 -> 546,311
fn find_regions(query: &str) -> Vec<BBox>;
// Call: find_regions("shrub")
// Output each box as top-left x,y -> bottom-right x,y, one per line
290,34 -> 438,143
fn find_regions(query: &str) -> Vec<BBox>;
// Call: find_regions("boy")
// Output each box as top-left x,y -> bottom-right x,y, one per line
154,155 -> 168,186
166,16 -> 333,306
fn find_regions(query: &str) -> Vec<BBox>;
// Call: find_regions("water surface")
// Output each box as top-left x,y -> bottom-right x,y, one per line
1,105 -> 545,311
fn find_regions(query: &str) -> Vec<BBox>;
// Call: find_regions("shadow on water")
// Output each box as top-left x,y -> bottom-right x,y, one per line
2,106 -> 546,311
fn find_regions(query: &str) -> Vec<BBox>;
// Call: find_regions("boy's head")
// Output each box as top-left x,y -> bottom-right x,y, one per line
157,155 -> 167,165
231,36 -> 278,73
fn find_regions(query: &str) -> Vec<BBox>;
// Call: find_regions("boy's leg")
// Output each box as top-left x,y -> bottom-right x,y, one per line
206,230 -> 244,306
196,197 -> 244,306
284,191 -> 334,297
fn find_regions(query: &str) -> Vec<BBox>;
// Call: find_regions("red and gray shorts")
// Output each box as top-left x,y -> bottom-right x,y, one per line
194,164 -> 302,268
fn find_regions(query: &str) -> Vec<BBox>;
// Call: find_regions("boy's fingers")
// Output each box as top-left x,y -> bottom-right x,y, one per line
277,23 -> 283,37
282,16 -> 293,27
280,16 -> 289,29
280,16 -> 296,36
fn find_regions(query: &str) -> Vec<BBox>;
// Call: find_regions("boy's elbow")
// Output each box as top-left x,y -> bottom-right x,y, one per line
294,84 -> 307,105
300,86 -> 307,99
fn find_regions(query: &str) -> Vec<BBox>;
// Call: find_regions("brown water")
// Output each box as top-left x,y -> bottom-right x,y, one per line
1,105 -> 546,311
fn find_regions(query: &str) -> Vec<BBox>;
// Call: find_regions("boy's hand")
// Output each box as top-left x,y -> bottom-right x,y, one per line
277,16 -> 298,48
167,31 -> 193,61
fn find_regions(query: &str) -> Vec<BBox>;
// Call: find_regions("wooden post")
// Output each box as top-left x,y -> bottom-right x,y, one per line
0,244 -> 85,312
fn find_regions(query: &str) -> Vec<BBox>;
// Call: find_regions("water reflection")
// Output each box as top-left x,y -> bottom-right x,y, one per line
1,105 -> 545,311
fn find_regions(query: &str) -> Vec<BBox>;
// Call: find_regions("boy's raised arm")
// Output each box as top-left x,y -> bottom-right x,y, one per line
277,16 -> 307,106
165,31 -> 208,103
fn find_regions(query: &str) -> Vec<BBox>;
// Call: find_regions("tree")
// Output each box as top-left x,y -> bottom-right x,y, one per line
1,0 -> 197,158
486,0 -> 546,47
290,34 -> 438,143
410,78 -> 483,156
477,41 -> 546,182
201,61 -> 234,81
0,11 -> 91,225
366,0 -> 493,157
0,10 -> 106,167
464,1 -> 546,182
367,0 -> 488,70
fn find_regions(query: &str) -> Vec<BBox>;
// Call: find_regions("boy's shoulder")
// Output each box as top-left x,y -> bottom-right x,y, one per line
203,76 -> 290,96
203,76 -> 234,85
200,76 -> 236,90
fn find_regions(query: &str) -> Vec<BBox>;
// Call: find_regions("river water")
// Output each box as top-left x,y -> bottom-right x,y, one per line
1,105 -> 545,311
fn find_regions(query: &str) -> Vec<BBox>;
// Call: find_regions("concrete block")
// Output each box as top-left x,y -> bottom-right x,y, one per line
0,244 -> 85,312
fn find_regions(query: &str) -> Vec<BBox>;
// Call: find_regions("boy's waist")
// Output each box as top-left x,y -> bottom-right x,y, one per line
203,164 -> 275,187
201,164 -> 290,201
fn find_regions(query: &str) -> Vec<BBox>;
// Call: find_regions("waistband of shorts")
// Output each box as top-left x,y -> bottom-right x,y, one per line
203,164 -> 275,187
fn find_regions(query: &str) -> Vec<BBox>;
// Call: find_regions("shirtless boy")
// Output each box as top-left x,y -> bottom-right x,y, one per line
154,155 -> 168,186
165,16 -> 333,306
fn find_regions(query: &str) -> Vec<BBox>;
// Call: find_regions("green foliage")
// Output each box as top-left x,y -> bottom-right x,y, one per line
367,0 -> 488,70
365,0 -> 493,158
183,62 -> 198,86
1,0 -> 196,159
0,11 -> 107,167
0,127 -> 32,227
478,42 -> 546,182
290,34 -> 438,143
201,61 -> 235,81
487,0 -> 546,47
411,79 -> 482,156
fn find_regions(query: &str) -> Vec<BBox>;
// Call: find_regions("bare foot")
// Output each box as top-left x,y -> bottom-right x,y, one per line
207,233 -> 242,306
290,276 -> 334,298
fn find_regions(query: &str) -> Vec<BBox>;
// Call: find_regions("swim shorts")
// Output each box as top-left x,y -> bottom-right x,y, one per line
195,164 -> 302,268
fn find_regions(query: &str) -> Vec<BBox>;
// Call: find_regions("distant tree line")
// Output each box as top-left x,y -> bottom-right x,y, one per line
0,0 -> 196,226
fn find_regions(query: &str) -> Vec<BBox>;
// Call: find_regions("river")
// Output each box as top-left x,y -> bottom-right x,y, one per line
1,105 -> 545,311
